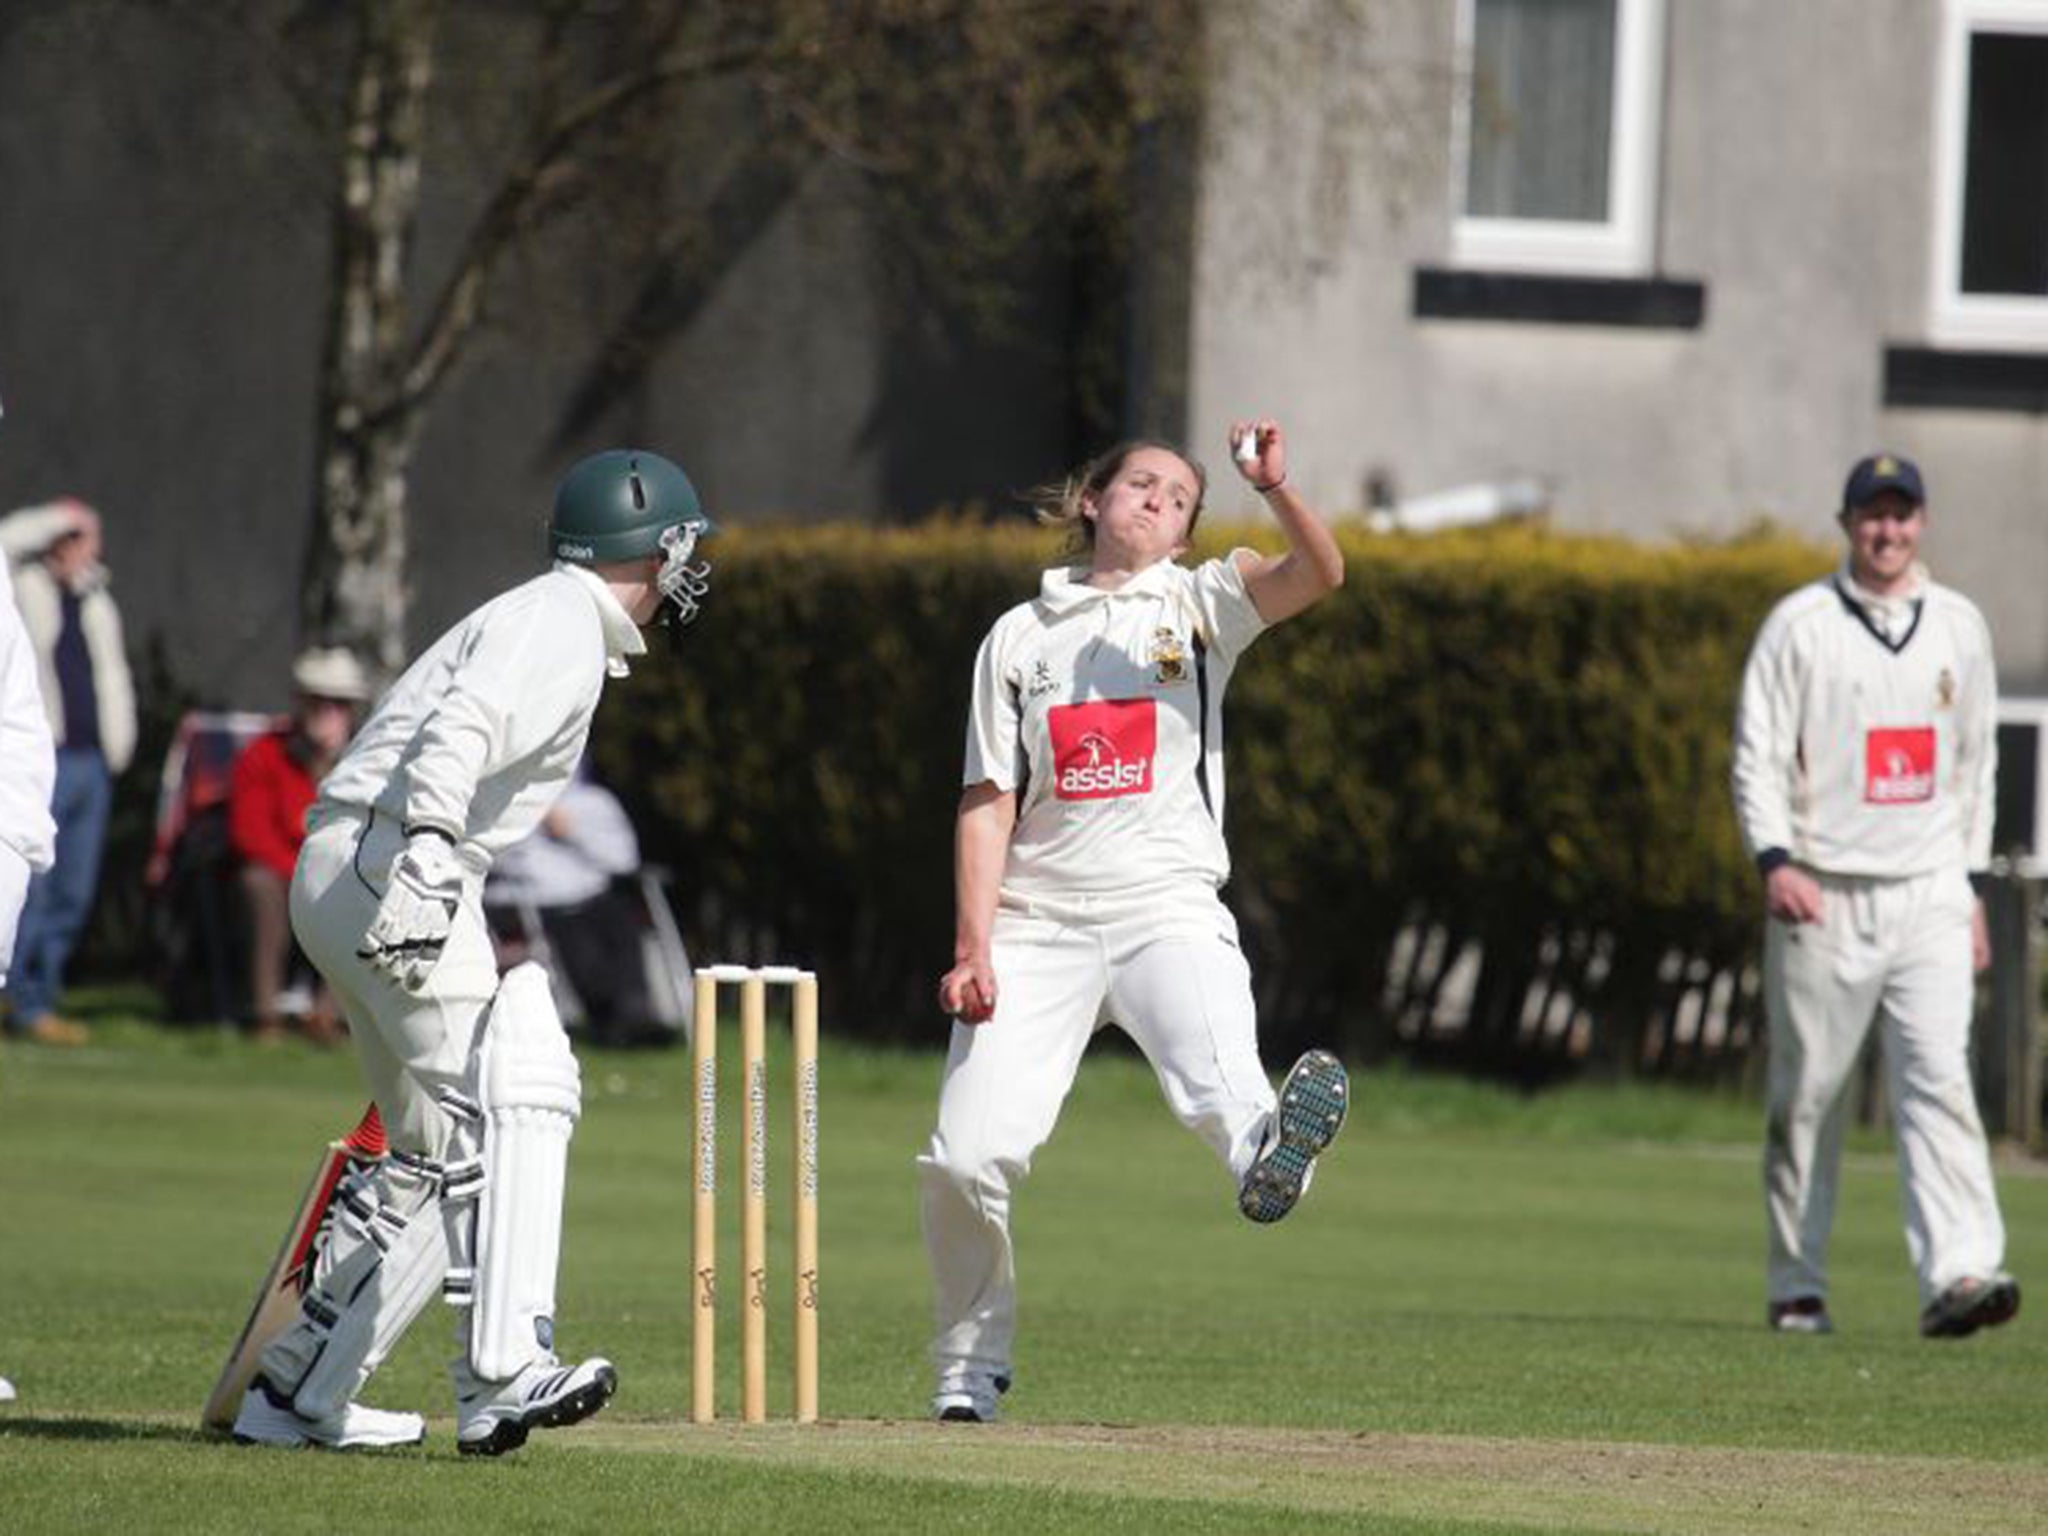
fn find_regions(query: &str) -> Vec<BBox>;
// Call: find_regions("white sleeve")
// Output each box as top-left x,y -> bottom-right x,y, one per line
1957,607 -> 1998,872
0,580 -> 56,872
404,586 -> 605,837
1188,554 -> 1269,661
566,785 -> 640,876
1731,605 -> 1800,863
93,588 -> 137,774
961,621 -> 1021,791
0,505 -> 76,565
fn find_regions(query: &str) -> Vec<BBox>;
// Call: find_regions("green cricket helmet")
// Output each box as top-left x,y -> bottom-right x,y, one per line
549,448 -> 718,627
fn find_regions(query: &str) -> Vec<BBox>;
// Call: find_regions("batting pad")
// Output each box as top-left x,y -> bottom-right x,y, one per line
268,1149 -> 447,1421
470,961 -> 582,1381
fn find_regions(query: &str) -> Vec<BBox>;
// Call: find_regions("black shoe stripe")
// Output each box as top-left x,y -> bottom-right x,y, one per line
531,1369 -> 572,1401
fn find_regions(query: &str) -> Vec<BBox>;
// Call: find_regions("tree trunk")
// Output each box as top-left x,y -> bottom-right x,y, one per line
300,1 -> 434,677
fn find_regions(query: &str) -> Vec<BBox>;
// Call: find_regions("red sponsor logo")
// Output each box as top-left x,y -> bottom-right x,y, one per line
1049,698 -> 1155,800
1864,726 -> 1935,804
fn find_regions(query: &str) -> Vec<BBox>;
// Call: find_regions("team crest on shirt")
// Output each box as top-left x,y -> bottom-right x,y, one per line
1936,668 -> 1955,709
1026,659 -> 1057,698
1149,627 -> 1189,685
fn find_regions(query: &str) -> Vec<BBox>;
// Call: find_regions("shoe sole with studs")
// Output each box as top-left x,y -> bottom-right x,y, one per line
1238,1050 -> 1348,1224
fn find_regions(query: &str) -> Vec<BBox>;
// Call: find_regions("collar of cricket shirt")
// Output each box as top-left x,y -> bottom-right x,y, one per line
556,560 -> 649,678
1036,558 -> 1181,616
1835,555 -> 1928,645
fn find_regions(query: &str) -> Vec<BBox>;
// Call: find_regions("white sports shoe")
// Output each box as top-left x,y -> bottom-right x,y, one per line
932,1371 -> 1008,1424
231,1376 -> 425,1449
456,1354 -> 617,1457
1238,1050 -> 1349,1224
0,1374 -> 16,1403
1768,1297 -> 1833,1335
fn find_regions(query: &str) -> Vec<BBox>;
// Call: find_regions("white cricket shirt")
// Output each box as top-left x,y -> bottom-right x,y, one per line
317,564 -> 646,874
963,554 -> 1268,898
1732,563 -> 1996,879
0,549 -> 55,873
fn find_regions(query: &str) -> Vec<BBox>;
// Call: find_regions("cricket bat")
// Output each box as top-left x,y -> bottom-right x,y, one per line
200,1103 -> 387,1431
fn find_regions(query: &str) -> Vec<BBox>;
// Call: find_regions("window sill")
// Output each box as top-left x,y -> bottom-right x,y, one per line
1413,268 -> 1706,329
1884,346 -> 2048,413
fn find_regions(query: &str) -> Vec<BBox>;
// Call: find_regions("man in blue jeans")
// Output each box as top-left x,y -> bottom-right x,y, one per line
0,500 -> 135,1047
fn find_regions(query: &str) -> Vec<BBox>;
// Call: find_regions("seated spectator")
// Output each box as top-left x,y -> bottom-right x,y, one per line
228,647 -> 370,1042
484,767 -> 660,1046
145,708 -> 277,1024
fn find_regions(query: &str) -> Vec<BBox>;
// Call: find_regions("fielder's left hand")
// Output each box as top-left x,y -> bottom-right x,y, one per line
358,831 -> 463,992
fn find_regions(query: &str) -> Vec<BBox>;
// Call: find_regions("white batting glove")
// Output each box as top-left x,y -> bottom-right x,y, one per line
358,830 -> 463,992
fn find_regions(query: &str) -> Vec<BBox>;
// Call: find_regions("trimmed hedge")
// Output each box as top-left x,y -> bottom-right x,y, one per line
593,520 -> 1830,1075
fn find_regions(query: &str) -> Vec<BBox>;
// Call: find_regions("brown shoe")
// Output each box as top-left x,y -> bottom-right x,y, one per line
21,1013 -> 90,1047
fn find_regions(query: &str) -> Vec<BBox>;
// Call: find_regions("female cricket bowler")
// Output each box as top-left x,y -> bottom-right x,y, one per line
920,422 -> 1352,1423
231,449 -> 714,1453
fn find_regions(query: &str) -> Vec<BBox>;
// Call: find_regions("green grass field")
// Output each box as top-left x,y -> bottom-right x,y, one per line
2,997 -> 2042,1533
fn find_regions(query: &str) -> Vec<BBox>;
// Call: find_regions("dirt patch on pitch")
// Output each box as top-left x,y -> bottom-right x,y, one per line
589,1419 -> 2048,1534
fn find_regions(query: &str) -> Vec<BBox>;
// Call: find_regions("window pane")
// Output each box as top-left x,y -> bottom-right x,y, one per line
1465,0 -> 1617,221
1961,32 -> 2048,296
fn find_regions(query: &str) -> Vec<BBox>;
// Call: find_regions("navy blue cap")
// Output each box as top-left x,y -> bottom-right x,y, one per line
1842,452 -> 1925,510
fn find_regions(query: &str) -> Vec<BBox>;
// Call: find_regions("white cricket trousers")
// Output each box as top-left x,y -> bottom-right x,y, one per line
918,886 -> 1277,1389
0,843 -> 29,985
257,808 -> 504,1413
292,808 -> 500,1157
1763,865 -> 2006,1308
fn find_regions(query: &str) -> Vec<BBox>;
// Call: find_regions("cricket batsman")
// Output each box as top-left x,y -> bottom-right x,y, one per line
231,449 -> 715,1453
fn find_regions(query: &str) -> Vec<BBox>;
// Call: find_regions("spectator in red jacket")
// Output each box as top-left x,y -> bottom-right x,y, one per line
229,647 -> 370,1041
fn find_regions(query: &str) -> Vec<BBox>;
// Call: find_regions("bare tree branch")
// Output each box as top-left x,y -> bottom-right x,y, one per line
549,130 -> 818,450
396,33 -> 771,413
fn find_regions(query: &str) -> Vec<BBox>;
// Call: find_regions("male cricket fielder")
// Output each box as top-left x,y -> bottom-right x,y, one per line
232,449 -> 715,1452
1732,451 -> 2018,1339
0,541 -> 58,1406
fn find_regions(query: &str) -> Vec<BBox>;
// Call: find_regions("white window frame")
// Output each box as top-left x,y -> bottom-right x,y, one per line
1995,696 -> 2048,874
1929,0 -> 2048,350
1448,0 -> 1667,277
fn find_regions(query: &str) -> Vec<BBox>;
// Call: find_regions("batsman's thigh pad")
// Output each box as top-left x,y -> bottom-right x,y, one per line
266,1147 -> 449,1421
466,961 -> 582,1380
